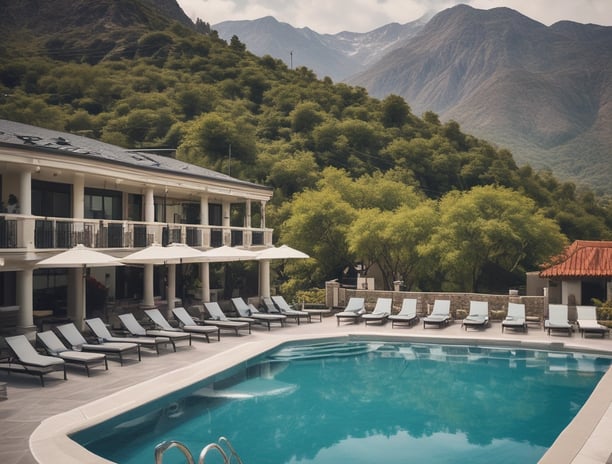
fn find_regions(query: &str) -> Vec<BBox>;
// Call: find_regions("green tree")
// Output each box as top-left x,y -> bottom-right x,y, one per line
424,186 -> 567,292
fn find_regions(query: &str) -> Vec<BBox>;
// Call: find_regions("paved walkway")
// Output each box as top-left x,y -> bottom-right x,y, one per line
1,315 -> 611,464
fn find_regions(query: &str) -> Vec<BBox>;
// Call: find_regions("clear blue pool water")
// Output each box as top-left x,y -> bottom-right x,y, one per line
72,340 -> 611,464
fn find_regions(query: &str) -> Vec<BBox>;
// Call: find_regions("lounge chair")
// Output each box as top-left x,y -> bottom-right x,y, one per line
270,296 -> 312,324
362,298 -> 392,325
56,322 -> 141,365
172,307 -> 230,338
461,301 -> 489,331
576,306 -> 609,338
144,308 -> 220,342
118,313 -> 192,349
201,302 -> 251,335
335,297 -> 365,325
423,300 -> 451,328
501,303 -> 527,333
37,330 -> 108,376
231,297 -> 286,330
388,298 -> 419,328
1,335 -> 66,386
85,317 -> 171,354
544,304 -> 573,336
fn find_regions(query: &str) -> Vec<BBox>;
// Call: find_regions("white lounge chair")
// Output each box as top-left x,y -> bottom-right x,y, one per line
362,298 -> 392,325
544,304 -> 573,336
57,322 -> 141,365
576,306 -> 609,338
270,296 -> 312,324
202,302 -> 252,335
2,334 -> 66,386
335,297 -> 365,325
461,301 -> 489,331
388,298 -> 419,328
37,330 -> 108,376
144,308 -> 219,342
118,313 -> 192,349
85,317 -> 169,355
501,302 -> 527,332
231,297 -> 286,330
423,300 -> 451,328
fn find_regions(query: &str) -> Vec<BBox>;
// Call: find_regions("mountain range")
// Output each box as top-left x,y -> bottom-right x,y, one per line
214,6 -> 612,194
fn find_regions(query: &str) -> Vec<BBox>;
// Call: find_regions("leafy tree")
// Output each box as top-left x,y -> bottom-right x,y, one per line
380,94 -> 411,128
423,186 -> 567,292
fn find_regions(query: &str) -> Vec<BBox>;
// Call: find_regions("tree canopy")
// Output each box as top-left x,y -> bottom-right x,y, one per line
1,8 -> 611,295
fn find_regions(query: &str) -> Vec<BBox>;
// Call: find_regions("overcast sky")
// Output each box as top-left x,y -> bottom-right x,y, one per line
176,0 -> 612,33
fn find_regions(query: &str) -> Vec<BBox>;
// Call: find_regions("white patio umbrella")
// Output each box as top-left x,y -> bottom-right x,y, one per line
199,245 -> 258,262
256,244 -> 310,260
122,243 -> 205,314
256,245 -> 309,298
121,242 -> 204,264
36,244 -> 123,329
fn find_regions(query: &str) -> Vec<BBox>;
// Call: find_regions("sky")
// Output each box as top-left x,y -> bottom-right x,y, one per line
176,0 -> 612,33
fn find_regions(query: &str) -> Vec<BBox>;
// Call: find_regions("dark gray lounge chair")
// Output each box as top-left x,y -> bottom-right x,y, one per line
56,322 -> 140,365
85,317 -> 170,354
144,308 -> 220,342
270,296 -> 312,324
118,313 -> 192,350
2,334 -> 66,386
231,297 -> 286,330
202,302 -> 252,335
37,330 -> 107,376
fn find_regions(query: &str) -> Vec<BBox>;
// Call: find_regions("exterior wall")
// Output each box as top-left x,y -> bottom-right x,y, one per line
562,280 -> 582,305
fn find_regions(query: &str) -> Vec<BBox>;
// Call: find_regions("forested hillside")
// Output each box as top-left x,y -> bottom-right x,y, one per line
0,0 -> 610,294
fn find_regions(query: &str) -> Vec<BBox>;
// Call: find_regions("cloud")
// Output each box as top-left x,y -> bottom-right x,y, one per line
177,0 -> 612,32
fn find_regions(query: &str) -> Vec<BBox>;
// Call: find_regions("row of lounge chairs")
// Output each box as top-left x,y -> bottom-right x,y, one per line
0,296 -> 314,386
335,298 -> 610,338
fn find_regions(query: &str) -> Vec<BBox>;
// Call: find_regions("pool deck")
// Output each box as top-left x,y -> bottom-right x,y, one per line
1,315 -> 611,464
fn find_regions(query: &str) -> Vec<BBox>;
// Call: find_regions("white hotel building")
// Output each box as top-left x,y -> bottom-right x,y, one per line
0,119 -> 274,334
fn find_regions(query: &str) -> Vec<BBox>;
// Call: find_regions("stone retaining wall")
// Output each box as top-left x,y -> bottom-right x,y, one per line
326,281 -> 546,322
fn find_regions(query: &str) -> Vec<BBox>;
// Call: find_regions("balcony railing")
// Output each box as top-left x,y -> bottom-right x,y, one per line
0,214 -> 273,250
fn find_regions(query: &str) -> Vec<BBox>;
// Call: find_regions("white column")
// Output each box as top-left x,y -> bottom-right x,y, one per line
19,170 -> 34,250
222,201 -> 230,245
17,266 -> 35,337
200,262 -> 210,303
166,264 -> 176,319
259,260 -> 271,297
73,173 -> 85,219
245,199 -> 251,228
200,194 -> 210,302
143,186 -> 155,307
260,200 -> 266,228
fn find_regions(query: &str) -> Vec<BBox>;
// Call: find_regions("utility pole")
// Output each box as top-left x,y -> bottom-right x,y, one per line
290,50 -> 293,70
228,144 -> 231,176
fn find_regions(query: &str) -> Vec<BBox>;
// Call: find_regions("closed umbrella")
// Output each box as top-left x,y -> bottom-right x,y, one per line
36,244 -> 123,328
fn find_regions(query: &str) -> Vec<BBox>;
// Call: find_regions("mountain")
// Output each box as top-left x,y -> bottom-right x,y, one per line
213,16 -> 426,81
348,5 -> 612,193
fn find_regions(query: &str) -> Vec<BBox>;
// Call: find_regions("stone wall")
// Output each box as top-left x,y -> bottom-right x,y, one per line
325,281 -> 547,322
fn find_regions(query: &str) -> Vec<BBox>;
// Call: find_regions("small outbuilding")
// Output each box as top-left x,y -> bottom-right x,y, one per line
539,240 -> 612,305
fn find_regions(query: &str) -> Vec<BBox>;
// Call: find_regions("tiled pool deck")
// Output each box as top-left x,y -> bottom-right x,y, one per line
1,315 -> 611,464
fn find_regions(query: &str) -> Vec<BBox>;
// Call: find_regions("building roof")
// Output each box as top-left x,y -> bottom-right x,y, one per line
0,119 -> 271,192
539,240 -> 612,278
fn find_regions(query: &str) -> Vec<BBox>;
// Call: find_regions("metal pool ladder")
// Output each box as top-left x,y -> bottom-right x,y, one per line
154,436 -> 244,464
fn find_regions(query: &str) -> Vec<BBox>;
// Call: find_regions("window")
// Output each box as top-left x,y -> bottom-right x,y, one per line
85,188 -> 122,220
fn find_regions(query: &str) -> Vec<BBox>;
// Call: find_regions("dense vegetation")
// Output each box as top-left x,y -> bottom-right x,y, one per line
1,1 -> 611,295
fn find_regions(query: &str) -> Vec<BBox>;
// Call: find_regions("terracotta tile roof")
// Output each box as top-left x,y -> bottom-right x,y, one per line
539,240 -> 612,278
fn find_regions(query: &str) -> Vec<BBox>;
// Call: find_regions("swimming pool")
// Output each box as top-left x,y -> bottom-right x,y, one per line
71,339 -> 611,464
